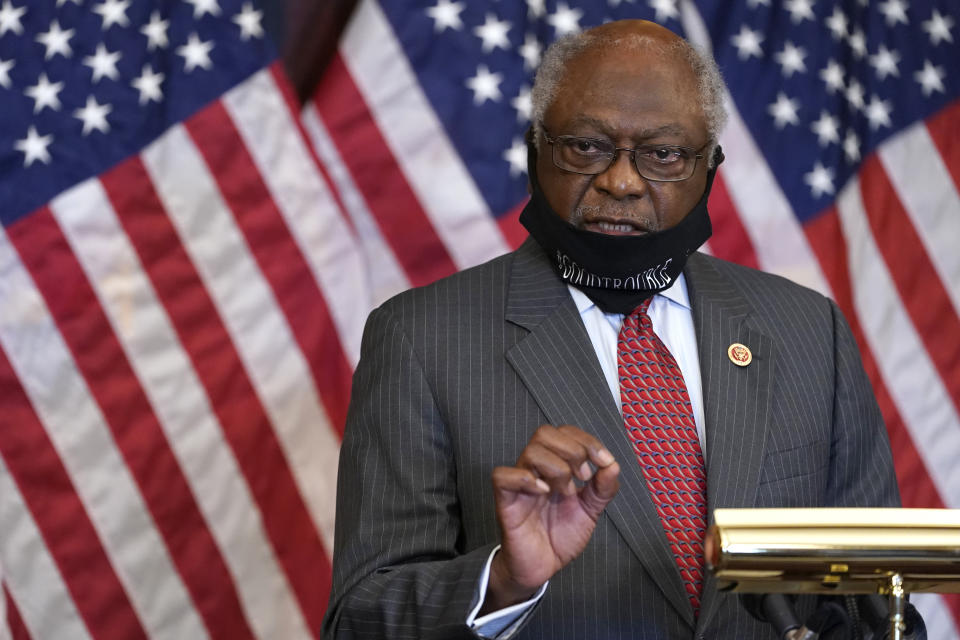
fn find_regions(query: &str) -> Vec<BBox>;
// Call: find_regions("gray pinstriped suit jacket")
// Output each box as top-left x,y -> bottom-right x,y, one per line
323,238 -> 899,640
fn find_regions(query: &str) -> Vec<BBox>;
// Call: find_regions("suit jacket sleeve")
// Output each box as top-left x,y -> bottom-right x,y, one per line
322,303 -> 496,640
825,298 -> 900,508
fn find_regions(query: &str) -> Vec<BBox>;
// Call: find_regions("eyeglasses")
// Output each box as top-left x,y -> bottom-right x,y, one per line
542,129 -> 705,182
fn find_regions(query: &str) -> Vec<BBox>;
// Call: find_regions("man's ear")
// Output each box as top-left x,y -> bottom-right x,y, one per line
525,126 -> 538,194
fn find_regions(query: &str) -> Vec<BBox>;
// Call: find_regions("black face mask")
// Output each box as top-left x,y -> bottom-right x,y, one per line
519,132 -> 723,315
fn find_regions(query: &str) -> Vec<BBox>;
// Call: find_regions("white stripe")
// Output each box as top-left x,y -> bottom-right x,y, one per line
836,176 -> 960,508
142,124 -> 340,574
878,120 -> 960,317
51,178 -> 312,640
911,593 -> 960,640
221,69 -> 370,366
301,105 -> 411,307
0,457 -> 92,640
679,3 -> 831,297
341,0 -> 510,269
0,225 -> 206,640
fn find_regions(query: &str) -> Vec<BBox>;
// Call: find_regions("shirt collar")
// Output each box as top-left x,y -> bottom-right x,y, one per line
567,272 -> 691,315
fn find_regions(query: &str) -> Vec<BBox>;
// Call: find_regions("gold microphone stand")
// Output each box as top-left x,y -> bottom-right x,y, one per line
706,509 -> 960,640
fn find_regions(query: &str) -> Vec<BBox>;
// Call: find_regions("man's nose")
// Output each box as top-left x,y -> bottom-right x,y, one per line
591,149 -> 650,199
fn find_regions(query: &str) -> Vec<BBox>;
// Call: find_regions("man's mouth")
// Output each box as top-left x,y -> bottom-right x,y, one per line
581,217 -> 651,236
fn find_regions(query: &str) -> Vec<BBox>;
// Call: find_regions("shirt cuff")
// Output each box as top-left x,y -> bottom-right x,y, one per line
467,545 -> 548,639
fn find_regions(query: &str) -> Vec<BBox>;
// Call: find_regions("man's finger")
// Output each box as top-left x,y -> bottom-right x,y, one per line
580,461 -> 621,517
492,466 -> 551,498
555,425 -> 617,470
517,442 -> 581,495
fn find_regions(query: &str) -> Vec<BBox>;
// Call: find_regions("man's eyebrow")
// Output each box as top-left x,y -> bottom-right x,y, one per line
563,118 -> 691,140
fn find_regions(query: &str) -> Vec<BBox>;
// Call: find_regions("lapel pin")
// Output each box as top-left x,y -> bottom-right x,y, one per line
727,343 -> 752,367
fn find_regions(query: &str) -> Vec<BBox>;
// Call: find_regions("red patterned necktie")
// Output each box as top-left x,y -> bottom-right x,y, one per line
618,298 -> 707,614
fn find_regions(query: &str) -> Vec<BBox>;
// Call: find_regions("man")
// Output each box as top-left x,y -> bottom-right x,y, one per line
323,20 -> 899,640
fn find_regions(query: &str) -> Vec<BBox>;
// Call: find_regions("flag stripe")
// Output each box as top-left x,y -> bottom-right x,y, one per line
0,450 -> 91,640
311,54 -> 459,287
2,584 -> 29,640
223,68 -> 371,367
0,337 -> 146,639
99,158 -> 311,640
140,124 -> 328,638
186,99 -> 352,442
6,208 -> 212,639
340,0 -> 510,269
99,156 -> 316,640
704,171 -> 761,270
803,209 -> 945,509
300,106 -> 412,304
836,178 -> 960,508
859,157 -> 960,418
878,109 -> 960,318
181,103 -> 342,552
925,101 -> 960,200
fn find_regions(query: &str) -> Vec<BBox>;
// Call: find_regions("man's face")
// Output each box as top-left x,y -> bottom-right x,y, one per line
536,42 -> 710,236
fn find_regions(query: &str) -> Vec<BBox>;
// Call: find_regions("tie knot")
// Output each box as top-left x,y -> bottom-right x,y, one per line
623,297 -> 653,329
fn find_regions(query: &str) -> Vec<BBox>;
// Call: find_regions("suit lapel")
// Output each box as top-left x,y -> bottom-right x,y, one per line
503,240 -> 696,627
684,253 -> 775,633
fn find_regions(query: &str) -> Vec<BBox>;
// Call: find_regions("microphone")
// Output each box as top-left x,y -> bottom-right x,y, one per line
741,593 -> 801,639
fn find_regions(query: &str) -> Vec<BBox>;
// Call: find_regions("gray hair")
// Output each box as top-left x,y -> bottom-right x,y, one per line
530,31 -> 728,166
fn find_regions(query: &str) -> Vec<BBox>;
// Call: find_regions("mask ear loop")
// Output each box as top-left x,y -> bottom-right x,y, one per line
525,126 -> 541,193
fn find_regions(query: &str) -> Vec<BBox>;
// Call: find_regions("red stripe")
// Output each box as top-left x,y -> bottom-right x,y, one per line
498,199 -> 529,250
803,207 -> 945,509
705,171 -> 760,270
859,156 -> 960,418
0,342 -> 147,639
184,96 -> 352,437
4,583 -> 32,640
6,208 -> 252,640
311,53 -> 458,286
179,102 -> 336,633
925,98 -> 960,193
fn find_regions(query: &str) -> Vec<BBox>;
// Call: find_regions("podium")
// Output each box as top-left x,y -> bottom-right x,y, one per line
706,509 -> 960,640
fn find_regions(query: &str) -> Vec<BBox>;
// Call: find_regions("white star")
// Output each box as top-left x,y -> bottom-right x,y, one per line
425,0 -> 464,33
474,13 -> 511,53
0,0 -> 26,37
847,28 -> 867,59
83,43 -> 121,83
132,64 -> 164,104
14,126 -> 53,167
878,0 -> 908,27
845,80 -> 865,110
55,0 -> 81,5
177,33 -> 214,72
865,95 -> 892,129
914,60 -> 945,96
24,73 -> 63,113
648,0 -> 679,22
810,111 -> 840,146
0,57 -> 13,88
869,45 -> 900,80
36,20 -> 74,60
784,0 -> 815,23
92,0 -> 130,30
527,0 -> 546,19
774,41 -> 807,77
503,138 -> 527,177
824,7 -> 848,39
465,64 -> 503,104
519,33 -> 542,71
547,2 -> 583,37
233,3 -> 263,40
922,9 -> 954,46
768,92 -> 800,128
512,85 -> 532,122
74,95 -> 112,135
820,59 -> 845,93
746,0 -> 770,7
804,162 -> 835,198
843,130 -> 860,163
141,11 -> 169,50
185,0 -> 220,19
731,24 -> 763,60
608,0 -> 638,5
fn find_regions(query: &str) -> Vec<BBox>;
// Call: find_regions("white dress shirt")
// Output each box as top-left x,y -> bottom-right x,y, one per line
469,276 -> 706,638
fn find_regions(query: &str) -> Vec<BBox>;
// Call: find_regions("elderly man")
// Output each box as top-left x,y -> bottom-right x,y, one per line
322,19 -> 898,640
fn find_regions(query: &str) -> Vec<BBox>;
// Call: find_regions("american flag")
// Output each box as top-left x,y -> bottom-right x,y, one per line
0,0 -> 364,637
304,0 -> 960,636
